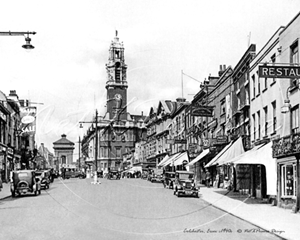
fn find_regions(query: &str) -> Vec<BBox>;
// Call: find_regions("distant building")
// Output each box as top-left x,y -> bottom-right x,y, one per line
81,32 -> 146,172
36,143 -> 54,169
53,134 -> 75,170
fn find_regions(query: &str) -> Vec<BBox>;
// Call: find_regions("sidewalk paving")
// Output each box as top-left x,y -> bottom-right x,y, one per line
0,182 -> 11,200
200,186 -> 299,240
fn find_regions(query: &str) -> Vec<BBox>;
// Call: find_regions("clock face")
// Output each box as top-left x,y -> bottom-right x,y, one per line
115,94 -> 122,100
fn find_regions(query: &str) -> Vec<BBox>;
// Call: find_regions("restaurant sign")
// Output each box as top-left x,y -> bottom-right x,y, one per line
258,65 -> 300,78
272,132 -> 300,158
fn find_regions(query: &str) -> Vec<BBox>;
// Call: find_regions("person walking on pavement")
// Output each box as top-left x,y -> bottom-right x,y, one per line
0,176 -> 3,191
205,170 -> 211,188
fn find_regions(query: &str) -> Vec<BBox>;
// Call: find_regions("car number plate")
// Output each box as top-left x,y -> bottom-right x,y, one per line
185,191 -> 192,195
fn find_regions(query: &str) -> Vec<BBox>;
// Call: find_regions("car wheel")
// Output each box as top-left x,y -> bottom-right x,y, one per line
195,192 -> 199,198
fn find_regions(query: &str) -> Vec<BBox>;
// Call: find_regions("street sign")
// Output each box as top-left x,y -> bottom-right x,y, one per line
191,105 -> 214,117
258,65 -> 300,78
166,139 -> 175,144
174,139 -> 187,144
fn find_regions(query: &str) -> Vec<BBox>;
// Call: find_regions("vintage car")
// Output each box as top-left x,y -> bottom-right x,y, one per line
10,170 -> 41,197
150,169 -> 164,183
65,169 -> 82,179
108,170 -> 121,180
147,169 -> 154,181
141,169 -> 150,180
163,171 -> 175,189
35,170 -> 51,189
173,170 -> 199,198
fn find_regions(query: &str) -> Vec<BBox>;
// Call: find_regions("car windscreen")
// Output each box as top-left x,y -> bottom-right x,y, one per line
18,172 -> 29,177
179,174 -> 194,180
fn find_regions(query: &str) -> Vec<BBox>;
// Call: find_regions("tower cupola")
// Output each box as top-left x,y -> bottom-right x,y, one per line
105,30 -> 128,89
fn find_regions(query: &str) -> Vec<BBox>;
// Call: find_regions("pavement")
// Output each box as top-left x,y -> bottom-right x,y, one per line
199,186 -> 299,240
1,181 -> 299,240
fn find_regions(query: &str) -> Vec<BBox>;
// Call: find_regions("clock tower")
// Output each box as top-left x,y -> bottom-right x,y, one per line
105,31 -> 128,121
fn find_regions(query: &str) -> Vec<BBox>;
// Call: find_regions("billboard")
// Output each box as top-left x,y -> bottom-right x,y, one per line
19,106 -> 37,136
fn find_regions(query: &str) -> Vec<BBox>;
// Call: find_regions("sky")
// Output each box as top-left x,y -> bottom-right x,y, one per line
0,0 -> 300,159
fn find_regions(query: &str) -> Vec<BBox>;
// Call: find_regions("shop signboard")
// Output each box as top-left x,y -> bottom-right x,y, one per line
272,132 -> 300,158
258,65 -> 300,78
216,136 -> 228,144
174,139 -> 187,144
19,106 -> 37,136
191,103 -> 214,117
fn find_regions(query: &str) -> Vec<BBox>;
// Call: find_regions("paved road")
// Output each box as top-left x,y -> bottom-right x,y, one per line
0,177 -> 283,240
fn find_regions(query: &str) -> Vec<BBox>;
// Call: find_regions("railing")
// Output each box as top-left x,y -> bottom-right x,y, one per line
272,132 -> 300,158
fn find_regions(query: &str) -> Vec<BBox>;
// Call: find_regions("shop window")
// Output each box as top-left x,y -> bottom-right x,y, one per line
264,106 -> 268,137
257,111 -> 261,140
257,71 -> 261,96
291,105 -> 299,134
252,74 -> 256,99
281,165 -> 296,197
290,40 -> 299,87
270,54 -> 276,85
272,101 -> 277,134
252,114 -> 256,141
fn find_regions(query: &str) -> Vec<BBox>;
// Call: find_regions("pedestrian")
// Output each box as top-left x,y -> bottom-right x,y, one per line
0,176 -> 3,191
50,169 -> 54,183
61,167 -> 65,180
205,170 -> 211,188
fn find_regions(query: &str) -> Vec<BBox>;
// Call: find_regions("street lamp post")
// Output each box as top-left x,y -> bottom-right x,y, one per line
79,109 -> 99,174
0,31 -> 36,181
281,86 -> 300,213
0,31 -> 36,49
78,136 -> 81,170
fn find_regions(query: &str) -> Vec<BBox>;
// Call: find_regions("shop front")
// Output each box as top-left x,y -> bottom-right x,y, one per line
205,137 -> 245,189
272,133 -> 300,212
0,145 -> 5,181
187,149 -> 210,184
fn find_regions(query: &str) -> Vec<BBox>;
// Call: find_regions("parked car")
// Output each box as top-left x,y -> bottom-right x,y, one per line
10,170 -> 41,197
173,170 -> 199,198
108,170 -> 121,180
65,169 -> 81,179
35,170 -> 51,189
141,169 -> 150,180
150,169 -> 164,183
147,169 -> 154,181
163,171 -> 175,189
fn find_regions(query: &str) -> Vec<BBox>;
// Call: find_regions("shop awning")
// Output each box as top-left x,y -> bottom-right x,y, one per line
173,152 -> 189,166
207,137 -> 245,167
205,141 -> 233,168
232,142 -> 276,196
157,155 -> 170,167
187,149 -> 210,166
160,153 -> 181,167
